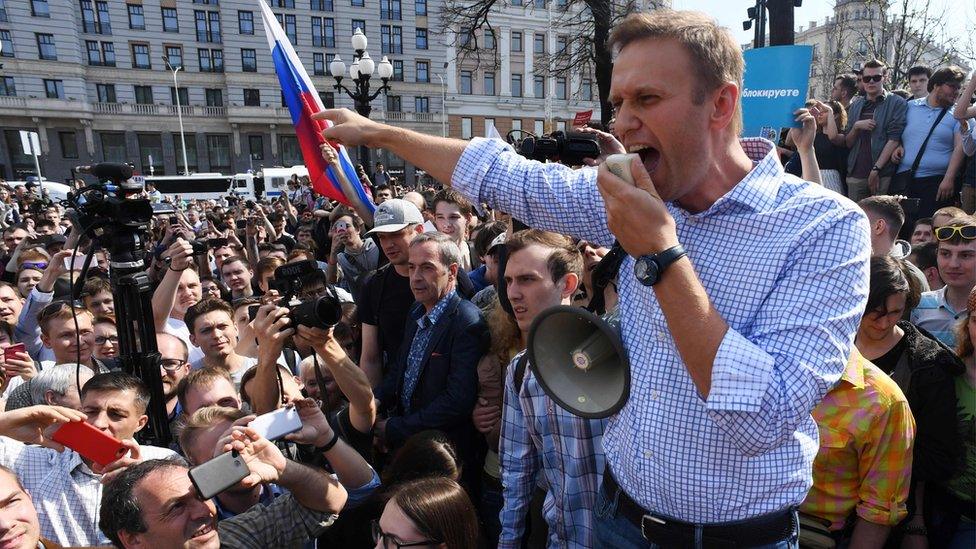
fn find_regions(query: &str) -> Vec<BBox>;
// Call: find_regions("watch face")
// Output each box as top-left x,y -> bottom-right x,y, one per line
634,259 -> 648,280
635,257 -> 659,285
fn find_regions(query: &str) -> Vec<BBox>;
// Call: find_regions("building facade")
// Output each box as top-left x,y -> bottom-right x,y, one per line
0,0 -> 448,184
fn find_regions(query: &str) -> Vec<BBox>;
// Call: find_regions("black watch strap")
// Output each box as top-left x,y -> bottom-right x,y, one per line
316,431 -> 340,453
655,245 -> 686,271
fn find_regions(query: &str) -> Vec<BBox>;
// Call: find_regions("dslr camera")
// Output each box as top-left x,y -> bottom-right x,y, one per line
254,260 -> 342,329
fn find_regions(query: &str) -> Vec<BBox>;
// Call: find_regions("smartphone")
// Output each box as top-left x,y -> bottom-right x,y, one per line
3,343 -> 25,361
248,407 -> 302,441
50,421 -> 128,467
190,240 -> 208,256
188,450 -> 250,500
63,255 -> 87,271
169,216 -> 179,225
235,219 -> 247,230
208,237 -> 229,249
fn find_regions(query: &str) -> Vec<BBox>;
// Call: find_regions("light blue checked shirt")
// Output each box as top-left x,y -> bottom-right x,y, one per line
452,137 -> 871,523
911,286 -> 967,349
402,291 -> 456,412
499,351 -> 606,549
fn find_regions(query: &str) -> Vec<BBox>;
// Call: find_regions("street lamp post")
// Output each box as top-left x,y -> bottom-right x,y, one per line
163,56 -> 190,176
329,28 -> 394,171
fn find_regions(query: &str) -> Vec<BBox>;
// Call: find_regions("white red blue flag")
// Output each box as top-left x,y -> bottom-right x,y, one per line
259,1 -> 376,223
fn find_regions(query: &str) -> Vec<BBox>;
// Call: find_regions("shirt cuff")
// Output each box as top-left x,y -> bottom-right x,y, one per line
29,287 -> 55,303
450,137 -> 512,208
344,469 -> 381,509
704,329 -> 775,413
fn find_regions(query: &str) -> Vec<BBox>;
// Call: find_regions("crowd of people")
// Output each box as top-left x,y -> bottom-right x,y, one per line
0,9 -> 971,549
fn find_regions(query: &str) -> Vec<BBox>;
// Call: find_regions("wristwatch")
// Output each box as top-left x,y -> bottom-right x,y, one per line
871,165 -> 882,172
633,245 -> 686,286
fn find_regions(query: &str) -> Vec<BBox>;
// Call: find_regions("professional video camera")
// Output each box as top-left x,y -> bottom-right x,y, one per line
263,259 -> 342,329
510,130 -> 601,166
68,162 -> 170,447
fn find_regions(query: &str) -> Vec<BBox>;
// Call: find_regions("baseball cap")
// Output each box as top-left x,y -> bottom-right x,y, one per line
365,199 -> 424,235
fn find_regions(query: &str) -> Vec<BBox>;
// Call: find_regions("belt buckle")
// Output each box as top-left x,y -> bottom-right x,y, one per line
640,514 -> 667,541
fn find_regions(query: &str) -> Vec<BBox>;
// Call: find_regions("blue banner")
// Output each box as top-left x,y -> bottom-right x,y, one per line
741,45 -> 813,139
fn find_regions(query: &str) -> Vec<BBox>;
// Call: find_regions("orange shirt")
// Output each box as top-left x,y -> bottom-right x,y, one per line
801,349 -> 916,529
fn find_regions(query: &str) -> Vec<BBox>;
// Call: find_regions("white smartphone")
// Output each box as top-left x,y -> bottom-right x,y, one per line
604,153 -> 639,185
248,407 -> 302,441
63,255 -> 87,271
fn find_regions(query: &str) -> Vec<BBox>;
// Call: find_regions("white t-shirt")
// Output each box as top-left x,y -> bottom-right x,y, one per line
164,317 -> 205,364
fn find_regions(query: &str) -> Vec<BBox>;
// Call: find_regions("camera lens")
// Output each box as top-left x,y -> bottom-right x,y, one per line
289,296 -> 342,329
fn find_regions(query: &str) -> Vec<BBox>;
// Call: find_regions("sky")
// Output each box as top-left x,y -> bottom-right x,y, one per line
671,0 -> 974,64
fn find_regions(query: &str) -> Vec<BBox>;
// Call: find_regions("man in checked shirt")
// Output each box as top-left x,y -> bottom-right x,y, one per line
315,10 -> 871,548
498,230 -> 607,548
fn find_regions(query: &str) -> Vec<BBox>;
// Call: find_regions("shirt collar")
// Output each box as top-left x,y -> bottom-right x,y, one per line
671,138 -> 782,218
840,348 -> 867,389
414,290 -> 456,328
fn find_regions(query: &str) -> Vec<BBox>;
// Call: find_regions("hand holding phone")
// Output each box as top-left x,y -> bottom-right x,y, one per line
248,406 -> 302,441
189,451 -> 250,499
63,255 -> 87,271
3,343 -> 26,362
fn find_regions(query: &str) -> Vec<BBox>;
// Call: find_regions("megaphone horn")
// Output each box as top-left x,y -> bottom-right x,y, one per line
527,305 -> 630,419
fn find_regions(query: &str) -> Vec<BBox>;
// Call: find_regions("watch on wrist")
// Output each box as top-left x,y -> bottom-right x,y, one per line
316,431 -> 340,453
871,165 -> 881,172
633,245 -> 687,287
902,525 -> 927,536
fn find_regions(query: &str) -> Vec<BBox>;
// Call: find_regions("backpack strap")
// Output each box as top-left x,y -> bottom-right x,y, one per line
513,353 -> 530,395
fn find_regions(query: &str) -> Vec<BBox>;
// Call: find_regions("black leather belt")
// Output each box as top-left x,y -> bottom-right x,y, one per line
602,471 -> 795,548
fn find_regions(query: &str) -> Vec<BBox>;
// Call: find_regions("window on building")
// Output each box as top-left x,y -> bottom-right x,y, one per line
0,77 -> 15,96
484,118 -> 495,137
484,29 -> 495,49
415,60 -> 429,83
414,96 -> 429,113
248,135 -> 264,160
138,134 -> 164,174
582,79 -> 592,101
170,86 -> 188,106
241,48 -> 256,72
173,133 -> 198,172
351,0 -> 364,6
279,135 -> 301,166
96,83 -> 117,103
484,72 -> 495,95
460,70 -> 472,94
0,30 -> 12,57
0,0 -> 7,22
534,119 -> 544,135
206,134 -> 231,172
31,0 -> 49,17
83,1 -> 110,34
556,35 -> 567,55
238,11 -> 253,34
459,27 -> 472,48
162,7 -> 179,32
195,10 -> 221,43
392,59 -> 403,81
512,0 -> 522,5
380,0 -> 402,20
512,119 -> 521,131
557,0 -> 567,6
416,28 -> 428,50
319,91 -> 334,108
534,0 -> 545,7
381,25 -> 402,54
272,0 -> 294,7
556,77 -> 566,100
311,0 -> 333,11
43,79 -> 63,99
192,0 -> 219,4
36,33 -> 56,60
512,73 -> 522,97
534,75 -> 544,98
461,117 -> 472,139
352,19 -> 365,34
243,88 -> 261,106
86,41 -> 101,65
59,132 -> 78,159
127,4 -> 145,29
415,0 -> 426,15
511,31 -> 522,52
165,46 -> 183,69
198,48 -> 223,72
134,85 -> 153,104
313,53 -> 325,75
131,43 -> 151,69
205,88 -> 223,106
312,17 -> 335,47
534,33 -> 545,54
386,94 -> 401,112
101,133 -> 127,163
280,14 -> 297,44
102,42 -> 115,66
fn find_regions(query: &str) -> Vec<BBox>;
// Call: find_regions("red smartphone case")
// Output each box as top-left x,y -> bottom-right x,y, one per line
50,422 -> 127,467
3,344 -> 25,360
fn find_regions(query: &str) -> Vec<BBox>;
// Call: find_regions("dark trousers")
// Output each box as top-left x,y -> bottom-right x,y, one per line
896,173 -> 951,240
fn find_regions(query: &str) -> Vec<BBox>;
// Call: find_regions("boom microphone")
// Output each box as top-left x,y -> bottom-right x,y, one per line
75,163 -> 134,181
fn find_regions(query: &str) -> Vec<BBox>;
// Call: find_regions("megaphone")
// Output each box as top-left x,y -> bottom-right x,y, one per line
526,305 -> 629,418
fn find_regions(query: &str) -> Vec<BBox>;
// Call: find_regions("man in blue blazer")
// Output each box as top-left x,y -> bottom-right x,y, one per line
374,231 -> 489,491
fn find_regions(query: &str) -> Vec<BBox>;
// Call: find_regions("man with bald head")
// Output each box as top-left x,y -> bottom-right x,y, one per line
402,191 -> 428,219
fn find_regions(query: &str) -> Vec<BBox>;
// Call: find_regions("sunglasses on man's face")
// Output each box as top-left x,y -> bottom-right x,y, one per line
935,225 -> 976,241
861,74 -> 883,83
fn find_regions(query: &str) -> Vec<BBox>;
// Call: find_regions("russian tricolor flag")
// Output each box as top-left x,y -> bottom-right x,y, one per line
259,1 -> 376,223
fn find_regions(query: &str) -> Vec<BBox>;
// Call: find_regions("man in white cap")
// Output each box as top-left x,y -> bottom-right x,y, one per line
358,199 -> 426,387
